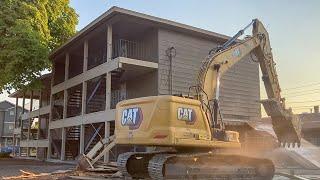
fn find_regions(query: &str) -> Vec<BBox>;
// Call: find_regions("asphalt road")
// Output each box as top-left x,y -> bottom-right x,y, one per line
0,158 -> 74,178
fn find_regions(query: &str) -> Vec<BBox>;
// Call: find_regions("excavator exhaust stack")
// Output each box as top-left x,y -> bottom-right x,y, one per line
261,99 -> 302,147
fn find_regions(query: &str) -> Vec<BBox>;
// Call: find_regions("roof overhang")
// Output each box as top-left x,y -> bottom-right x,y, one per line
9,73 -> 52,98
49,6 -> 231,60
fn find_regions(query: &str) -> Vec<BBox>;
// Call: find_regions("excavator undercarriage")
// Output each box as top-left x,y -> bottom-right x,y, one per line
118,151 -> 275,179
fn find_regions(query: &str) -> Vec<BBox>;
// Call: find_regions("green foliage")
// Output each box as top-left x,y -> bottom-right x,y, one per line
0,0 -> 78,92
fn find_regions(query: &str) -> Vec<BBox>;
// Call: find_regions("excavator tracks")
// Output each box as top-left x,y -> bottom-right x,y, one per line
118,152 -> 275,179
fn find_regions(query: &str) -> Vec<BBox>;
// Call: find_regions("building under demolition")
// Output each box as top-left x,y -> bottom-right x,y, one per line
10,7 -> 261,161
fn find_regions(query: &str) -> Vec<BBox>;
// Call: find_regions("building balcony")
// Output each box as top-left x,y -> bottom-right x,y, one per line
20,105 -> 50,121
20,139 -> 49,148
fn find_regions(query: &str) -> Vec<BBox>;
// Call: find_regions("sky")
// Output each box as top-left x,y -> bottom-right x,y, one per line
1,0 -> 319,115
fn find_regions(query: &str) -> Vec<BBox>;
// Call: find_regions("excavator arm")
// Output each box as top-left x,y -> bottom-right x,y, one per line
197,19 -> 301,147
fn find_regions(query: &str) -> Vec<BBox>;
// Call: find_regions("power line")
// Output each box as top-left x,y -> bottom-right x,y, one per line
290,105 -> 316,108
282,82 -> 320,91
287,100 -> 320,104
284,91 -> 320,98
282,88 -> 320,95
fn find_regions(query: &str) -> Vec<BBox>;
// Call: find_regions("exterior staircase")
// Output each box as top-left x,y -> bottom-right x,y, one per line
65,126 -> 80,160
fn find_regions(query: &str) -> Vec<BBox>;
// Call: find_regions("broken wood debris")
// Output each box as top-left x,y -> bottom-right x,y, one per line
2,170 -> 49,179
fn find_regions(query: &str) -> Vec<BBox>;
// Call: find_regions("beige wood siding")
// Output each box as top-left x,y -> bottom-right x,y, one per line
158,29 -> 261,121
126,71 -> 158,99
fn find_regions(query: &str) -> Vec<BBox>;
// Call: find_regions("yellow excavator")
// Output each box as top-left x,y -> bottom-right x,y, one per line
115,19 -> 302,179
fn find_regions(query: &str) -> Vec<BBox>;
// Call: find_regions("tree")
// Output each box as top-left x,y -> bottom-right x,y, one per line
0,0 -> 78,92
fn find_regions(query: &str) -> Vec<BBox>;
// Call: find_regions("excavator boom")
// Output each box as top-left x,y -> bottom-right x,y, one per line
197,19 -> 301,146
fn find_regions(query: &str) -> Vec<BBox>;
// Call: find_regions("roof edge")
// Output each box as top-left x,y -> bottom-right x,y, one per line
49,6 -> 231,59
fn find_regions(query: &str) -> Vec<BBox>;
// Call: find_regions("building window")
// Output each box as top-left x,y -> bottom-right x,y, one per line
9,124 -> 14,130
10,111 -> 14,116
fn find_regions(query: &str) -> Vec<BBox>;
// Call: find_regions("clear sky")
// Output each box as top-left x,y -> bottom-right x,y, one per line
1,0 -> 319,115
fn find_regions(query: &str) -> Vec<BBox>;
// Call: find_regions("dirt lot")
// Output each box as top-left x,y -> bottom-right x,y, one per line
1,158 -> 320,179
0,158 -> 75,178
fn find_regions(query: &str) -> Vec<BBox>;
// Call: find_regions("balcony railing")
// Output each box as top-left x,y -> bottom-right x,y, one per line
113,39 -> 147,61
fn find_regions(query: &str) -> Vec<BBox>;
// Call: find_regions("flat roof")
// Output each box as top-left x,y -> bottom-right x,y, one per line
50,6 -> 231,59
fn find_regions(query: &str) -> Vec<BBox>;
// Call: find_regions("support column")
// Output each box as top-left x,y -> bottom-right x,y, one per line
12,135 -> 16,156
47,75 -> 54,160
106,72 -> 111,110
107,25 -> 112,62
104,122 -> 110,162
82,82 -> 87,115
63,90 -> 68,119
65,53 -> 69,81
80,41 -> 88,156
83,40 -> 88,71
22,93 -> 26,114
14,97 -> 18,128
39,90 -> 43,108
61,128 -> 66,160
28,91 -> 34,140
13,97 -> 18,157
79,124 -> 85,155
63,53 -> 69,119
47,130 -> 51,160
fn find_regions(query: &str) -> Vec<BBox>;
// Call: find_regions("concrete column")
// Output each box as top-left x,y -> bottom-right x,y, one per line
107,25 -> 112,62
83,40 -> 88,71
104,122 -> 110,162
106,72 -> 111,110
61,128 -> 66,160
79,124 -> 85,155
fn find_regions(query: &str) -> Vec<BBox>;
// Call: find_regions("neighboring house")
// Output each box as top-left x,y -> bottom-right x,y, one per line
300,106 -> 320,146
0,101 -> 25,147
11,7 -> 261,161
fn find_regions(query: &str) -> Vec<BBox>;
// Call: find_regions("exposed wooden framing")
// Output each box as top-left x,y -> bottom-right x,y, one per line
84,124 -> 103,152
104,122 -> 110,162
61,127 -> 66,160
107,25 -> 112,62
49,109 -> 115,129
